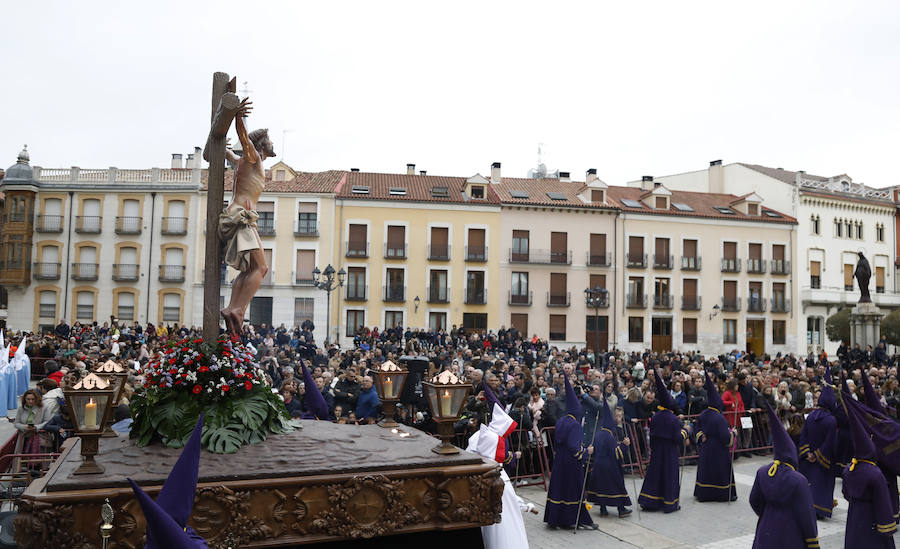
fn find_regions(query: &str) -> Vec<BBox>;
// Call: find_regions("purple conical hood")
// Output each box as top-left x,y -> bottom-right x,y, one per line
704,371 -> 724,411
846,397 -> 877,462
653,370 -> 677,411
155,415 -> 203,528
763,397 -> 798,467
563,370 -> 583,421
299,359 -> 329,420
128,479 -> 208,549
483,383 -> 503,411
818,366 -> 837,413
858,369 -> 886,414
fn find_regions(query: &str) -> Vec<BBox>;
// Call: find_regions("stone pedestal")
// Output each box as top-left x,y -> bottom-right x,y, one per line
850,301 -> 884,349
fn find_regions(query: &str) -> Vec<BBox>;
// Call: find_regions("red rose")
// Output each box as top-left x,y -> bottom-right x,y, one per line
198,366 -> 209,373
221,385 -> 230,392
175,380 -> 182,385
244,381 -> 253,390
168,358 -> 177,365
159,381 -> 166,387
192,385 -> 202,394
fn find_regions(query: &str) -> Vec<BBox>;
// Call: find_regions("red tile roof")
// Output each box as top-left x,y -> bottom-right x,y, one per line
203,169 -> 345,193
492,178 -> 615,209
335,171 -> 502,205
606,186 -> 796,224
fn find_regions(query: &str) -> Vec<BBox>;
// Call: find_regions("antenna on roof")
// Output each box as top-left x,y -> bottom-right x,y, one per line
528,142 -> 548,179
239,80 -> 252,97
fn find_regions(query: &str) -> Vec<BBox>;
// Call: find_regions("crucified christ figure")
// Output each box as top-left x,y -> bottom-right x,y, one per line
218,98 -> 276,335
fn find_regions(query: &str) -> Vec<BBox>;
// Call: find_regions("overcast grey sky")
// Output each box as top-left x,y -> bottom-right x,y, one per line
4,0 -> 900,187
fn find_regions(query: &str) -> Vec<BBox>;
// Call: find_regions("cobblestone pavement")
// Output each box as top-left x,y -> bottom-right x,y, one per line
518,455 -> 858,549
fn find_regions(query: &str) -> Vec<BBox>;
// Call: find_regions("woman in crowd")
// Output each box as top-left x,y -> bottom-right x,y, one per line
15,389 -> 53,456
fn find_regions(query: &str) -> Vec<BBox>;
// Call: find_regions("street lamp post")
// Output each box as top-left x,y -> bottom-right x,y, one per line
312,264 -> 345,347
584,286 -> 609,369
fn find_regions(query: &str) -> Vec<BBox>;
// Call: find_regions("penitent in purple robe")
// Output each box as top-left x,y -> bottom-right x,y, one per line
750,461 -> 819,549
694,407 -> 737,502
842,460 -> 897,548
798,408 -> 838,519
586,397 -> 632,509
638,408 -> 687,513
544,413 -> 592,527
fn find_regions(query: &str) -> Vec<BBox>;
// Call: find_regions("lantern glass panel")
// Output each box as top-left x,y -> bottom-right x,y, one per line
425,384 -> 439,418
69,393 -> 111,432
383,372 -> 406,399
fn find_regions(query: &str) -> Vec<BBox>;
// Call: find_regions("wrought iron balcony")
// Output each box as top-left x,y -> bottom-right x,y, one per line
465,288 -> 487,304
547,292 -> 571,307
770,259 -> 790,275
112,264 -> 140,282
428,244 -> 451,261
508,249 -> 572,265
115,216 -> 142,235
161,217 -> 188,235
508,290 -> 532,306
746,297 -> 766,312
383,285 -> 406,302
627,253 -> 647,268
345,285 -> 368,301
626,293 -> 647,308
681,295 -> 702,310
746,259 -> 766,274
586,252 -> 612,267
466,246 -> 488,262
681,256 -> 702,271
428,286 -> 450,303
653,294 -> 674,309
294,220 -> 319,236
33,262 -> 60,280
257,218 -> 276,236
35,215 -> 64,233
345,241 -> 370,258
384,244 -> 407,259
158,264 -> 185,282
721,297 -> 741,312
294,272 -> 316,286
71,263 -> 99,281
770,297 -> 791,313
75,216 -> 102,233
653,254 -> 674,269
721,258 -> 741,273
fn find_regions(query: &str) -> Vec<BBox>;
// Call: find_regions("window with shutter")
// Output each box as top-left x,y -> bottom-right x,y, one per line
549,315 -> 566,341
295,250 -> 315,284
429,227 -> 449,259
628,236 -> 644,267
550,232 -> 568,264
386,225 -> 406,258
683,318 -> 697,344
348,224 -> 368,256
844,264 -> 854,290
467,229 -> 486,260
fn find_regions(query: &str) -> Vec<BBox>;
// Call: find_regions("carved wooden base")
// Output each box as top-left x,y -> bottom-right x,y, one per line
14,423 -> 502,548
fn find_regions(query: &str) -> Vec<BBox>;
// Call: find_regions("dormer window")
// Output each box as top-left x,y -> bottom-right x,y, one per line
654,196 -> 668,210
275,169 -> 286,181
591,189 -> 605,203
470,185 -> 485,199
747,203 -> 758,216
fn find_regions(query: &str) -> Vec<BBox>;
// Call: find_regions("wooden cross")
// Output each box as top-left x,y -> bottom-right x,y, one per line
202,72 -> 241,343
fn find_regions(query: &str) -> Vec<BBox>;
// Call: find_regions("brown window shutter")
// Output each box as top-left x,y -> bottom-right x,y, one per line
550,273 -> 567,294
877,266 -> 885,287
431,227 -> 448,246
655,196 -> 667,209
682,279 -> 697,297
724,281 -> 737,299
683,318 -> 697,339
723,241 -> 737,259
810,261 -> 821,276
551,232 -> 567,253
549,314 -> 566,334
655,237 -> 669,257
590,234 -> 606,256
773,282 -> 785,295
683,239 -> 697,257
296,250 -> 315,279
772,244 -> 785,261
589,274 -> 606,290
468,228 -> 485,247
750,281 -> 762,293
256,201 -> 275,213
510,314 -> 528,335
591,190 -> 604,202
387,225 -> 405,247
749,243 -> 762,260
349,224 -> 367,244
297,202 -> 316,213
844,264 -> 854,287
629,236 -> 643,256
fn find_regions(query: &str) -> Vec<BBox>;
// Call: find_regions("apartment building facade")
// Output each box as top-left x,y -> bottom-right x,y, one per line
493,165 -> 618,349
0,147 -> 201,331
331,167 -> 501,347
653,161 -> 897,354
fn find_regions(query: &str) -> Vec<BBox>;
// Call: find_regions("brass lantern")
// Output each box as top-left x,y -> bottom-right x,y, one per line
94,360 -> 128,405
423,370 -> 472,454
63,372 -> 116,474
371,360 -> 408,428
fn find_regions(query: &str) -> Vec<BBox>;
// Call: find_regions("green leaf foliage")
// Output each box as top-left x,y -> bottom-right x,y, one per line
825,308 -> 851,346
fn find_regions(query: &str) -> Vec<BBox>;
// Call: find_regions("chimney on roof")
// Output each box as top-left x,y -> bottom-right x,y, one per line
171,153 -> 182,169
407,163 -> 415,175
586,168 -> 598,184
491,162 -> 501,184
419,170 -> 427,176
640,175 -> 654,191
350,168 -> 360,172
558,171 -> 570,182
186,152 -> 195,169
709,160 -> 724,194
192,146 -> 202,168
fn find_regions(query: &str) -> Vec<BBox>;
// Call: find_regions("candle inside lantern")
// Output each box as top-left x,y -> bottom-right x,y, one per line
440,390 -> 452,417
84,398 -> 98,429
384,377 -> 393,399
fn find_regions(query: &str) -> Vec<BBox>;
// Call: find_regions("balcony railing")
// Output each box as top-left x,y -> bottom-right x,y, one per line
508,249 -> 572,265
7,212 -> 27,223
627,253 -> 647,268
877,286 -> 885,294
75,216 -> 102,233
33,262 -> 60,280
428,244 -> 451,261
547,291 -> 571,307
746,259 -> 766,274
112,264 -> 140,282
159,265 -> 185,282
383,285 -> 406,302
586,252 -> 612,267
721,297 -> 741,312
508,291 -> 532,306
427,286 -> 449,303
653,254 -> 674,269
681,256 -> 702,271
345,285 -> 368,301
384,244 -> 407,259
294,220 -> 319,236
35,215 -> 64,233
770,297 -> 791,313
721,258 -> 741,273
115,216 -> 142,235
71,263 -> 99,281
466,246 -> 488,262
294,273 -> 316,286
345,241 -> 370,258
681,295 -> 702,310
810,277 -> 821,289
770,259 -> 790,275
845,284 -> 854,291
465,288 -> 487,304
161,217 -> 188,235
746,297 -> 766,312
257,218 -> 275,236
653,294 -> 674,309
626,293 -> 647,308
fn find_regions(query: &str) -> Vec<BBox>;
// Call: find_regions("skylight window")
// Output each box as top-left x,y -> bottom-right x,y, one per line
713,206 -> 735,215
389,187 -> 407,196
351,185 -> 370,194
509,190 -> 529,199
672,202 -> 694,212
763,210 -> 782,218
431,186 -> 449,198
621,199 -> 643,208
547,192 -> 566,201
